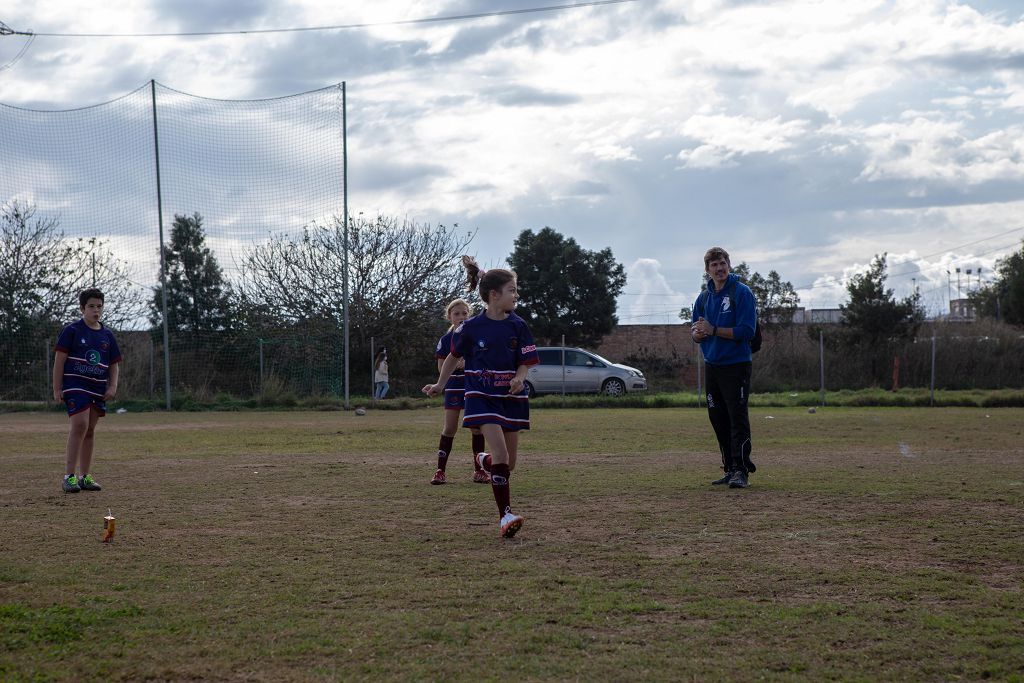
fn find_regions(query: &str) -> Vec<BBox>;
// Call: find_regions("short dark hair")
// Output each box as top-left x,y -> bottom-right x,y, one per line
79,288 -> 104,308
703,247 -> 730,272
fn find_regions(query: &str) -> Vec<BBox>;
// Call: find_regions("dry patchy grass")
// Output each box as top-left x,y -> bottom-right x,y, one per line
1,407 -> 1022,681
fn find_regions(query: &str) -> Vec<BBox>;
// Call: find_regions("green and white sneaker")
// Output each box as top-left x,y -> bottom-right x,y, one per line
62,475 -> 81,493
79,474 -> 102,491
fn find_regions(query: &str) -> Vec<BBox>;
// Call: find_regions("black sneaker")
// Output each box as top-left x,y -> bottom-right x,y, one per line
62,475 -> 80,493
728,470 -> 749,489
711,471 -> 733,485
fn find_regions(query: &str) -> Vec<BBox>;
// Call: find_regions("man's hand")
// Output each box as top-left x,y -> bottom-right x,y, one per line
692,316 -> 712,341
422,383 -> 441,397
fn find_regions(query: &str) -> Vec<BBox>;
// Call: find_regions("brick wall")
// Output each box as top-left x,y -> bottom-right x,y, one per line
595,324 -> 699,385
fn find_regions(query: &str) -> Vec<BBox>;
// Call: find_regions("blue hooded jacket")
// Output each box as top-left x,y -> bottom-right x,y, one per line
692,273 -> 757,365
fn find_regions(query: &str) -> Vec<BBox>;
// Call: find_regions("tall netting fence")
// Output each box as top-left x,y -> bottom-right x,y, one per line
0,81 -> 346,404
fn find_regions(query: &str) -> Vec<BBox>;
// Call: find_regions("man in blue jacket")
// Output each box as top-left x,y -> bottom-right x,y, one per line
691,247 -> 758,489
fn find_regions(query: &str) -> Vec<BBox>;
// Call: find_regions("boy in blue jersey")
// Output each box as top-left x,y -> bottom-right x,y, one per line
52,288 -> 122,493
424,256 -> 539,538
430,298 -> 489,485
691,247 -> 758,489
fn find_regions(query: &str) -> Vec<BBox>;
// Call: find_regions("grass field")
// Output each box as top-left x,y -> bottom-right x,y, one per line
1,407 -> 1023,681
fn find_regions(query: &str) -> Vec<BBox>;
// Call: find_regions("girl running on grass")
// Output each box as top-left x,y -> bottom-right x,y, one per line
423,257 -> 539,538
429,298 -> 490,485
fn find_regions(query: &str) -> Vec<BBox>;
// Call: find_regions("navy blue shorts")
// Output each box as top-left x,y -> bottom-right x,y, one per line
462,393 -> 530,431
444,388 -> 465,410
443,374 -> 466,410
64,393 -> 107,417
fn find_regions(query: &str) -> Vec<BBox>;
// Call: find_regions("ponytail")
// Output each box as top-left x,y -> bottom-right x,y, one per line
461,255 -> 481,293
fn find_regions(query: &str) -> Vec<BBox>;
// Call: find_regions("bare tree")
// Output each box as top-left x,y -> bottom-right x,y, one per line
0,200 -> 148,336
236,214 -> 475,386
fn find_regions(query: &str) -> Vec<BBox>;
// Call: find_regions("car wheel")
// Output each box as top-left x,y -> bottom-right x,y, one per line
602,378 -> 626,396
524,380 -> 536,398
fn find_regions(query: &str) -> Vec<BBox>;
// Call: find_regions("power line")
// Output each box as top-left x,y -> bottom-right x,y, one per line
1,0 -> 640,38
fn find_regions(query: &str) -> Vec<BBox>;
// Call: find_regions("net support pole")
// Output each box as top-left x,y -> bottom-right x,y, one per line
151,80 -> 172,411
342,82 -> 350,410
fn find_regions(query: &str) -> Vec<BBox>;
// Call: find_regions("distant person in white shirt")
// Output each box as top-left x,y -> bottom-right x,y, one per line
373,348 -> 390,399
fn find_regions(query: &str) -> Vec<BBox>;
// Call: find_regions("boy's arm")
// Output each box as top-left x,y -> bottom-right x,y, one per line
105,362 -> 120,400
52,351 -> 67,401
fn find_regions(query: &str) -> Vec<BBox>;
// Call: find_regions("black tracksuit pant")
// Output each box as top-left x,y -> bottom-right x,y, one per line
705,361 -> 752,474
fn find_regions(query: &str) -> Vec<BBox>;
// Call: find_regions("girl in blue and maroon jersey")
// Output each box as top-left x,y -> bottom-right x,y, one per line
423,256 -> 539,538
429,298 -> 490,486
52,288 -> 122,493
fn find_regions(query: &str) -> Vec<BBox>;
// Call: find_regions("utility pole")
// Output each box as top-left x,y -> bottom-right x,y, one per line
946,270 -> 951,315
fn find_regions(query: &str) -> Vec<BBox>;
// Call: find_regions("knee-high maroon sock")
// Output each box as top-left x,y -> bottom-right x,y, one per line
437,435 -> 454,471
489,463 -> 511,516
471,433 -> 486,470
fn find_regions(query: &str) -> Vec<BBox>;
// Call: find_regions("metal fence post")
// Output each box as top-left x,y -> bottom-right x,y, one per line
696,344 -> 703,408
819,329 -> 826,406
560,334 -> 566,404
930,335 -> 936,406
44,339 -> 51,402
258,338 -> 264,399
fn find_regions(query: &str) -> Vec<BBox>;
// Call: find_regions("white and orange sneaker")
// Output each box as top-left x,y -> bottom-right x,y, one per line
430,469 -> 447,485
476,452 -> 492,474
472,469 -> 491,484
499,512 -> 523,538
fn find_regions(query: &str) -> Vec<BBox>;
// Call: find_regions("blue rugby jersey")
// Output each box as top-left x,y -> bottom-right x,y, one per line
450,312 -> 539,400
435,329 -> 465,376
55,319 -> 122,400
436,329 -> 466,407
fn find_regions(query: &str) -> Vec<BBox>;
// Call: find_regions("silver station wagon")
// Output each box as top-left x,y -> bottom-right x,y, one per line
525,347 -> 647,397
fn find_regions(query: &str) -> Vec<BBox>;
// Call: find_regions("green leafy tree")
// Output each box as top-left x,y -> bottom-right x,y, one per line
816,253 -> 925,381
509,227 -> 627,347
968,242 -> 1024,325
150,213 -> 234,333
839,254 -> 924,345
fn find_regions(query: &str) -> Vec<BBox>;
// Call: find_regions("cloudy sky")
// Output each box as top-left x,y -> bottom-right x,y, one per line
2,0 -> 1024,323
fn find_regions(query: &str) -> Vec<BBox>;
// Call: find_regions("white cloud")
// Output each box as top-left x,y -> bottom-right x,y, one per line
676,114 -> 809,169
4,0 -> 1024,325
849,117 -> 1024,185
619,258 -> 693,325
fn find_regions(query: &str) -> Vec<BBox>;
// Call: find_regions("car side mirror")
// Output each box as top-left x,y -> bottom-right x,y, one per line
586,361 -> 594,367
